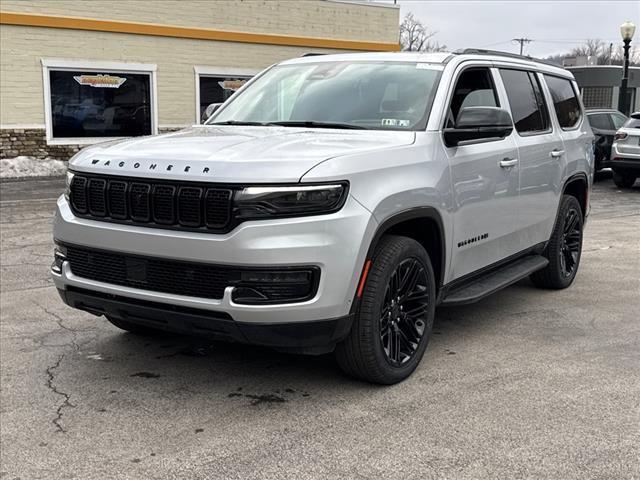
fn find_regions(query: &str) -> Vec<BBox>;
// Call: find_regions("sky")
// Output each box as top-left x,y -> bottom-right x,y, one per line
381,0 -> 639,58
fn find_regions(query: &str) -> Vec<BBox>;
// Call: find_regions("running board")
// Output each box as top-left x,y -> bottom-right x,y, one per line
440,255 -> 548,306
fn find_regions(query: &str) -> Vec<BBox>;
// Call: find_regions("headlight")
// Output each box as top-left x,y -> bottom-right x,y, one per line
233,183 -> 348,220
64,170 -> 75,200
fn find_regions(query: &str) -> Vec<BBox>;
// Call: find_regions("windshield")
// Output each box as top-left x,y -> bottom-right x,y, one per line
207,61 -> 442,131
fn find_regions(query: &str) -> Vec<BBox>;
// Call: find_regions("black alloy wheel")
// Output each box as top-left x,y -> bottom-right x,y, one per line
559,206 -> 581,278
379,258 -> 429,365
530,194 -> 583,289
335,235 -> 436,384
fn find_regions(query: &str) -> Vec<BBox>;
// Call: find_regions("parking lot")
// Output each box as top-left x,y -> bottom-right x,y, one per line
0,175 -> 638,479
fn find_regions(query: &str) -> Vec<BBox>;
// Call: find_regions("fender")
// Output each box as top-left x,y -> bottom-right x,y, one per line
362,207 -> 446,291
544,172 -> 590,249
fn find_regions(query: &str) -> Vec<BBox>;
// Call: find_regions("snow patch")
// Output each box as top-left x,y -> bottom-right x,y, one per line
0,157 -> 67,179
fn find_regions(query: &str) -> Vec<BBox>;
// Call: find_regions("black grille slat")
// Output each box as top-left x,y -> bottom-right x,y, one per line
129,183 -> 151,222
153,185 -> 176,225
69,174 -> 233,232
107,180 -> 127,219
87,179 -> 107,216
70,176 -> 88,213
205,189 -> 232,228
178,187 -> 203,227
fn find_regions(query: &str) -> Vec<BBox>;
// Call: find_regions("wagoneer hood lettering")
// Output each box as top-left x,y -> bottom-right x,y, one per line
70,126 -> 415,183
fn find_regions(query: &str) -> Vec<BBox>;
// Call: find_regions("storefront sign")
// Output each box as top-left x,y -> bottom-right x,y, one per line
217,79 -> 247,92
73,74 -> 127,88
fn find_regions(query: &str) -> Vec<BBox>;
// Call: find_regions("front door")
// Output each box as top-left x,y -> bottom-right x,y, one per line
443,66 -> 521,280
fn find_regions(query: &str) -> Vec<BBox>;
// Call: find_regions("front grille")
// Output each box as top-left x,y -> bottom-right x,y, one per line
63,245 -> 320,303
70,174 -> 233,232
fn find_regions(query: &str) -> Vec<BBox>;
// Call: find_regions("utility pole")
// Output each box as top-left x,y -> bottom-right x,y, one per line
512,38 -> 532,55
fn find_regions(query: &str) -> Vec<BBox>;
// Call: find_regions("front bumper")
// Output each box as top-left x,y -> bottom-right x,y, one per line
52,194 -> 377,325
58,287 -> 353,353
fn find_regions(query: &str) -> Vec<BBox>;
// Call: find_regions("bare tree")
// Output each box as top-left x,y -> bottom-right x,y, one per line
570,38 -> 606,59
399,13 -> 447,52
545,38 -> 639,66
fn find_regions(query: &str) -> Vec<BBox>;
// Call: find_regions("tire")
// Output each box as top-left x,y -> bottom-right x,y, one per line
105,316 -> 164,336
335,235 -> 436,384
530,195 -> 584,289
612,170 -> 636,188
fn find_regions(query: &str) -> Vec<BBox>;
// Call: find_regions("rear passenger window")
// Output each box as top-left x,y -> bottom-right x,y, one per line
500,69 -> 550,134
544,75 -> 582,129
446,68 -> 499,127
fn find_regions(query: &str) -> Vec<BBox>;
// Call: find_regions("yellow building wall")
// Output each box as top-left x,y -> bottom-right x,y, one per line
0,0 -> 399,127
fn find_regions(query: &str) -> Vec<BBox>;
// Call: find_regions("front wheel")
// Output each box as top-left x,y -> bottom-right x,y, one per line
613,170 -> 636,188
335,235 -> 436,384
530,195 -> 584,289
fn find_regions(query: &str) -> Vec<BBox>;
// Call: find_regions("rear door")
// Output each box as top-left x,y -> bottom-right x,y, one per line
498,68 -> 564,248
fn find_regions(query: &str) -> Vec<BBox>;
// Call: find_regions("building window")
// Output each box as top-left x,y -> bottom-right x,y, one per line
42,59 -> 157,144
194,67 -> 258,123
581,86 -> 613,109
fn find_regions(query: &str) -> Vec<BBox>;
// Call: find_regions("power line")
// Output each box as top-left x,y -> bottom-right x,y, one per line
512,38 -> 533,55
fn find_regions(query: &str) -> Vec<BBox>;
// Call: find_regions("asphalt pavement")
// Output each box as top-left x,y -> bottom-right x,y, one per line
1,175 -> 639,479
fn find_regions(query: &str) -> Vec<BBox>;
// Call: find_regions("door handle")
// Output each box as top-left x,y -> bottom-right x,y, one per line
499,158 -> 518,168
550,149 -> 565,158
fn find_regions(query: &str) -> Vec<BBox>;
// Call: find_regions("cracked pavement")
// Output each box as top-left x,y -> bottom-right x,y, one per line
1,175 -> 639,479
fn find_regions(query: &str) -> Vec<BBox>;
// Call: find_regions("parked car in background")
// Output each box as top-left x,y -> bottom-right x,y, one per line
586,109 -> 628,171
610,112 -> 640,188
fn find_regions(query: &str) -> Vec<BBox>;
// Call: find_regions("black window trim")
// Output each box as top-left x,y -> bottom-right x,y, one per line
542,73 -> 584,132
440,63 -> 506,146
499,68 -> 554,138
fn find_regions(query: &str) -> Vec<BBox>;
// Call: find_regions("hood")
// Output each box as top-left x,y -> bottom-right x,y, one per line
69,126 -> 415,183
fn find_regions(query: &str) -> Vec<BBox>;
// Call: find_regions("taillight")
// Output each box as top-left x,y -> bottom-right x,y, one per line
614,132 -> 628,140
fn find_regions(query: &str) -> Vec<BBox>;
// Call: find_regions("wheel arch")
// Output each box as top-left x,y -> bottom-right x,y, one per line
562,172 -> 589,218
364,207 -> 446,294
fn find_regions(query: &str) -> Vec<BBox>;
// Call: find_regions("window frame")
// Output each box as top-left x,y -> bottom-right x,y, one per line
542,73 -> 583,132
440,64 -> 502,132
498,68 -> 553,138
194,66 -> 260,124
41,58 -> 158,145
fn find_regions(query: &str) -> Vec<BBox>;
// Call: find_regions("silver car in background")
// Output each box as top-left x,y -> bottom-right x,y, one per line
610,112 -> 640,188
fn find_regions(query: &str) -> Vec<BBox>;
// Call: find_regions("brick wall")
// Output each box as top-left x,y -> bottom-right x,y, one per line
0,128 -> 80,160
0,127 -> 185,160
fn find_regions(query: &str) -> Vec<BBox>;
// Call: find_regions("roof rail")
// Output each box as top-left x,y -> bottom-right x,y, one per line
453,48 -> 563,68
300,52 -> 327,57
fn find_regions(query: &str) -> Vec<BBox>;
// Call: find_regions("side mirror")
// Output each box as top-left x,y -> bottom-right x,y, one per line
202,103 -> 222,123
444,107 -> 514,147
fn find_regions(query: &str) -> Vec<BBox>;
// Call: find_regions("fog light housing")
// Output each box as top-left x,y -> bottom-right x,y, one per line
231,268 -> 319,304
51,244 -> 67,274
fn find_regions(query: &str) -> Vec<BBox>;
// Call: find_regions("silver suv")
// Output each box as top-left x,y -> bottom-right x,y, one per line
52,50 -> 593,384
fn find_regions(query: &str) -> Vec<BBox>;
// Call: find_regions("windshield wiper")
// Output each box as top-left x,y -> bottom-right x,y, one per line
208,120 -> 269,126
266,121 -> 366,130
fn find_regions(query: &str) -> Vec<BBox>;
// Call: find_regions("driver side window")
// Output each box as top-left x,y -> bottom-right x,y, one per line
446,68 -> 499,128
